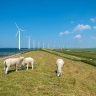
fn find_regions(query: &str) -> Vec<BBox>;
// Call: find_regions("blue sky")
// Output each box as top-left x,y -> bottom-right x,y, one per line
0,0 -> 96,48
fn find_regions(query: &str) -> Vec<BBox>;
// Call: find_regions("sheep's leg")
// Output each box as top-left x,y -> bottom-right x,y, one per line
5,67 -> 8,74
15,65 -> 18,71
26,64 -> 28,70
31,63 -> 33,70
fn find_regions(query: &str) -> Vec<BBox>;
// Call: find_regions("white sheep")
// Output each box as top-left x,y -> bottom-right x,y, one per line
4,57 -> 24,74
20,57 -> 35,70
56,58 -> 64,76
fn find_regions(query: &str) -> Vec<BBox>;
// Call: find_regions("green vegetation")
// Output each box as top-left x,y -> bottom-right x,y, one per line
54,48 -> 96,59
0,50 -> 96,96
49,48 -> 96,66
62,48 -> 96,52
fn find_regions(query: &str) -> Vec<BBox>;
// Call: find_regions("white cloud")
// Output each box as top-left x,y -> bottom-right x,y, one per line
71,21 -> 74,24
59,30 -> 70,36
91,36 -> 96,40
93,26 -> 96,29
63,31 -> 70,34
90,17 -> 96,22
73,24 -> 91,31
74,35 -> 81,39
59,32 -> 64,36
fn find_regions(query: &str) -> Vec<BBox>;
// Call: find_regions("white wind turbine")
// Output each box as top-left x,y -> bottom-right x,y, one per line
15,23 -> 25,50
37,41 -> 40,49
26,35 -> 31,49
43,42 -> 44,48
48,43 -> 49,48
32,39 -> 35,49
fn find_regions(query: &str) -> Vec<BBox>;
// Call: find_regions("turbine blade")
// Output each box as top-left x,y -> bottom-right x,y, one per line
15,31 -> 19,37
20,29 -> 26,31
15,22 -> 19,29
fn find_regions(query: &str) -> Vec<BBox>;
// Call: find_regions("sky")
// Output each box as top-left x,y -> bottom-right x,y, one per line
0,0 -> 96,48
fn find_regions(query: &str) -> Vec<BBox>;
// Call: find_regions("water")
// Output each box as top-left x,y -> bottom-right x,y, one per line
0,48 -> 30,56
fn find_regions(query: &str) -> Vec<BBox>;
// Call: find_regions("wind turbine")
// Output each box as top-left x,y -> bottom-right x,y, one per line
15,23 -> 25,50
48,43 -> 49,48
32,39 -> 35,49
37,41 -> 40,49
61,45 -> 62,50
26,35 -> 31,49
43,42 -> 44,48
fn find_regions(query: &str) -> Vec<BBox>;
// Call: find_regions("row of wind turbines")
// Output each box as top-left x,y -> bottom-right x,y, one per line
15,23 -> 82,50
15,23 -> 44,50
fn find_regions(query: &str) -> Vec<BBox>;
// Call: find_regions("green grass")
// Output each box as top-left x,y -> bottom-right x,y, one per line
0,50 -> 96,96
63,48 -> 96,52
54,49 -> 96,59
49,48 -> 96,66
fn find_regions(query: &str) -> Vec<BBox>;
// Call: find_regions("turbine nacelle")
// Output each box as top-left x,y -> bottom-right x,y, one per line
15,23 -> 26,37
26,35 -> 31,38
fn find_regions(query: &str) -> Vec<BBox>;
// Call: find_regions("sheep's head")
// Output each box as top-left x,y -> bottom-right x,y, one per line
57,71 -> 61,76
20,65 -> 25,70
57,69 -> 62,76
20,59 -> 26,69
19,57 -> 24,60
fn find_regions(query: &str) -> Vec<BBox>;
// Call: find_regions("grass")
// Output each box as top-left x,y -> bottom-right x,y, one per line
54,49 -> 96,59
0,50 -> 96,96
63,48 -> 96,52
47,48 -> 96,66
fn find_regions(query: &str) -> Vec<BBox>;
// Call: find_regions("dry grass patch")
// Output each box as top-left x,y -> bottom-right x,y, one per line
0,50 -> 96,96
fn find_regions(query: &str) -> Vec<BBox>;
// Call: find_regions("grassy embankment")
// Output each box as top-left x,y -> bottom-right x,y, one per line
0,50 -> 96,96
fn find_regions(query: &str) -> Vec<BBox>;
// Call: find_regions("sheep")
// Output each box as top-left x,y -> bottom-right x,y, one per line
4,57 -> 24,74
20,57 -> 35,70
56,59 -> 64,76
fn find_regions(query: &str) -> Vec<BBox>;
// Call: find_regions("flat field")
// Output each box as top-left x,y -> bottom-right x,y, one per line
54,48 -> 96,59
0,50 -> 96,96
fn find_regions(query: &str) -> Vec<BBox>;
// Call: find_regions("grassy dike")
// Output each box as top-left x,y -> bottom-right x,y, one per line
0,50 -> 96,96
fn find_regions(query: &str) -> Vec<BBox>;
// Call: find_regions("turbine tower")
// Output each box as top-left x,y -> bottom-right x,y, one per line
37,41 -> 40,49
48,43 -> 49,48
26,35 -> 31,49
32,39 -> 35,49
43,43 -> 44,48
15,23 -> 25,50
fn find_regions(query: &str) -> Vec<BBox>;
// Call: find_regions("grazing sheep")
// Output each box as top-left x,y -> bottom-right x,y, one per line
4,57 -> 24,74
56,59 -> 64,76
20,57 -> 35,70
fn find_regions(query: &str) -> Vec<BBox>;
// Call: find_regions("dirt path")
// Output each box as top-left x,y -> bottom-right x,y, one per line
0,53 -> 21,60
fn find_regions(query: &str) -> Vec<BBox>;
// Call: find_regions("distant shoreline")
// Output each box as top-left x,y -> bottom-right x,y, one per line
0,48 -> 36,60
0,53 -> 21,60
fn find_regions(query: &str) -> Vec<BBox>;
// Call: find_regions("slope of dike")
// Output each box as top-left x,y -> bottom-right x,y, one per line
0,50 -> 96,96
